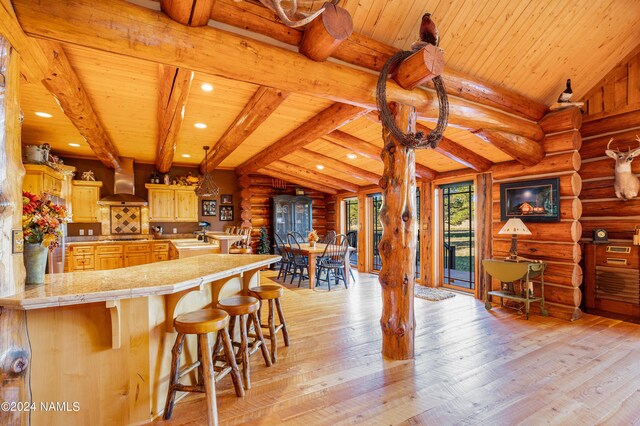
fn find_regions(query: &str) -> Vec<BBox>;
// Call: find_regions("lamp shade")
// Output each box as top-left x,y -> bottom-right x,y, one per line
498,218 -> 532,235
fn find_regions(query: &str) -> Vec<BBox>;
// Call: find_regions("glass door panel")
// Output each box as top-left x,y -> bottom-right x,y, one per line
441,181 -> 475,291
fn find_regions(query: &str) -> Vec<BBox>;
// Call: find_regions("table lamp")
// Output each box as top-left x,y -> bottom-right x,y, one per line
498,218 -> 531,260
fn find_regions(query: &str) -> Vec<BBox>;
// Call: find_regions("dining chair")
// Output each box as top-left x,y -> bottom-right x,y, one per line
322,230 -> 336,244
316,234 -> 348,291
274,233 -> 292,281
291,231 -> 306,244
345,231 -> 357,281
286,234 -> 309,287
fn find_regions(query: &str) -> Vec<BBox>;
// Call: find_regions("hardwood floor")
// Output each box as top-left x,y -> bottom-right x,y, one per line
155,271 -> 640,425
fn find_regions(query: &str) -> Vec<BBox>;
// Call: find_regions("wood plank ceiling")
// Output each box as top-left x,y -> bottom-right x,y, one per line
14,0 -> 640,193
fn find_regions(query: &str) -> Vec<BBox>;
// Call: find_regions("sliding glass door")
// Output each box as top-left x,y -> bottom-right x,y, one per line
343,197 -> 358,266
440,181 -> 475,291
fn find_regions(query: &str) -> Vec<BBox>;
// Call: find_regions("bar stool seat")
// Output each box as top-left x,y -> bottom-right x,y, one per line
249,285 -> 290,363
164,308 -> 243,425
217,295 -> 272,389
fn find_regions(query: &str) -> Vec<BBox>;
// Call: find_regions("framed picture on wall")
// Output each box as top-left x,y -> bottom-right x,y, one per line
220,194 -> 233,205
220,206 -> 234,221
201,200 -> 217,216
500,177 -> 560,222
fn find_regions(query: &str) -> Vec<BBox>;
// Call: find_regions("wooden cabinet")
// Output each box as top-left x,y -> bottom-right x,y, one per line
272,195 -> 313,239
23,164 -> 64,197
174,189 -> 198,221
151,242 -> 170,263
146,184 -> 198,222
71,180 -> 103,222
70,245 -> 95,271
96,245 -> 124,270
124,243 -> 151,267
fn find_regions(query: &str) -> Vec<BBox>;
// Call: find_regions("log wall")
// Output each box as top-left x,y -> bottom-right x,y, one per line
492,107 -> 583,321
247,174 -> 329,251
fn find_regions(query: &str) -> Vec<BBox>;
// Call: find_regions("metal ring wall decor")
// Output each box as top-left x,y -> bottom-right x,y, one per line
376,50 -> 449,149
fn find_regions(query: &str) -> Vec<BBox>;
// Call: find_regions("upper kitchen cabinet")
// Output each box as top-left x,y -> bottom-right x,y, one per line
23,164 -> 64,197
71,180 -> 103,222
146,184 -> 198,222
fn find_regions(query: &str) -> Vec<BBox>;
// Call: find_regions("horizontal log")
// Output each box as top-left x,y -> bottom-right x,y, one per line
542,130 -> 582,153
543,262 -> 583,288
539,107 -> 582,134
529,282 -> 582,307
160,0 -> 214,26
209,0 -> 547,121
582,199 -> 640,217
580,178 -> 616,200
579,157 -> 640,180
296,148 -> 380,184
248,175 -> 275,186
581,129 -> 640,160
259,167 -> 338,195
580,219 -> 639,240
298,2 -> 353,62
491,151 -> 581,180
492,240 -> 581,263
492,221 -> 582,243
474,129 -> 544,166
531,301 -> 582,321
14,0 -> 544,141
581,109 -> 640,138
269,161 -> 359,192
492,173 -> 581,199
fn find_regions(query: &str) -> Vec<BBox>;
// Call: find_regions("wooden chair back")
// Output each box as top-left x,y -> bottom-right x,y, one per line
318,234 -> 348,267
287,234 -> 307,265
291,231 -> 306,244
274,233 -> 290,261
323,230 -> 336,244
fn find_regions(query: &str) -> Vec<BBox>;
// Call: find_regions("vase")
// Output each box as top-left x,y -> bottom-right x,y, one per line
24,243 -> 48,285
309,241 -> 316,248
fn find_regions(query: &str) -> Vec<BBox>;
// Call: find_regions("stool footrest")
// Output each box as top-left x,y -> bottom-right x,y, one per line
173,383 -> 205,394
178,361 -> 201,380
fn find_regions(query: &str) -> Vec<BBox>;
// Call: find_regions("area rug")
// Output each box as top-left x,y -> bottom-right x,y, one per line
414,286 -> 456,301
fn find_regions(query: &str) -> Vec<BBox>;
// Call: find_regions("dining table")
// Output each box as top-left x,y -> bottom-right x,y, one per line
285,243 -> 354,289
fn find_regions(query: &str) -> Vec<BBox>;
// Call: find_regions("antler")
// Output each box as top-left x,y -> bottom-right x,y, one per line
259,0 -> 336,28
607,138 -> 614,151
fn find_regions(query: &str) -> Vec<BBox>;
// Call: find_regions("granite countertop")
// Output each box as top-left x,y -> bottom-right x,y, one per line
67,238 -> 220,248
0,254 -> 280,310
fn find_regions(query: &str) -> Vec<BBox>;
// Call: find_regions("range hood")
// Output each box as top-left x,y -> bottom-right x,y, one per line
97,157 -> 148,206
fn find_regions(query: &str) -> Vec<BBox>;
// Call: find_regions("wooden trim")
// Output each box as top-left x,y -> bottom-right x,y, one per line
258,167 -> 338,195
156,65 -> 194,173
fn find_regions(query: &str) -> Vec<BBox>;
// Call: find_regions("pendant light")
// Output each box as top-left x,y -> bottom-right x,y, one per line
196,146 -> 220,197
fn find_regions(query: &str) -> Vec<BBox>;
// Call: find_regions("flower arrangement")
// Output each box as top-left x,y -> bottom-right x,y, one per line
22,191 -> 69,250
307,229 -> 319,243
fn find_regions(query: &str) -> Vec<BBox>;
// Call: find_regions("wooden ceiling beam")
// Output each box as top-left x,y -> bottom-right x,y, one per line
200,86 -> 289,173
416,123 -> 492,172
160,0 -> 214,27
269,161 -> 359,192
473,128 -> 545,166
324,130 -> 438,180
156,64 -> 193,173
295,148 -> 381,185
208,0 -> 547,121
259,167 -> 338,195
12,0 -> 544,142
0,2 -> 120,170
236,103 -> 369,175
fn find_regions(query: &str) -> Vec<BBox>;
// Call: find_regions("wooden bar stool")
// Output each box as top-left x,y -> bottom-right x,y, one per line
249,285 -> 290,363
216,296 -> 272,389
163,309 -> 242,425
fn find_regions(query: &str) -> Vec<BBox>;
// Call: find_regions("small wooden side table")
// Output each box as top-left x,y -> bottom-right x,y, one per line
483,259 -> 549,319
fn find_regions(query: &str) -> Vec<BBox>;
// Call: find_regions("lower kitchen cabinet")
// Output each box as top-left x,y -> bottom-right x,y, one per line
66,241 -> 170,272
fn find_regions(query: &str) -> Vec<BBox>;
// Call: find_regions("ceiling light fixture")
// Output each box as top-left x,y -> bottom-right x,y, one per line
35,112 -> 52,118
346,153 -> 357,159
316,165 -> 325,170
195,146 -> 219,197
201,83 -> 214,92
194,122 -> 207,129
181,154 -> 191,158
68,143 -> 81,147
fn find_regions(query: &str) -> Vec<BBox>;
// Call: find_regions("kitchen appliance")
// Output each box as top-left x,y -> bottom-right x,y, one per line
97,157 -> 150,240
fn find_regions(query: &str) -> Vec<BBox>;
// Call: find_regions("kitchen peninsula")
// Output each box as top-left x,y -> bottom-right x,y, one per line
0,254 -> 279,424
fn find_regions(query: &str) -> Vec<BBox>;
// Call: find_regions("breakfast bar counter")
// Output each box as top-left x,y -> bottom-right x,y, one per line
0,254 -> 280,425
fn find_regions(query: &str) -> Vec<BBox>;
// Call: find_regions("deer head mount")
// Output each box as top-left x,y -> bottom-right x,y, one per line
606,137 -> 640,200
256,0 -> 339,28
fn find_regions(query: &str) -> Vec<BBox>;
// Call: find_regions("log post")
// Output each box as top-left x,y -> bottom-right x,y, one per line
378,102 -> 416,360
0,36 -> 31,426
299,2 -> 353,62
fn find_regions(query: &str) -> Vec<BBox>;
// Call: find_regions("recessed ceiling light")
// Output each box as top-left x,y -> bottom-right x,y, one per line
346,153 -> 357,159
35,112 -> 52,118
194,122 -> 207,129
68,143 -> 81,147
201,83 -> 214,92
181,154 -> 191,158
316,165 -> 325,170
